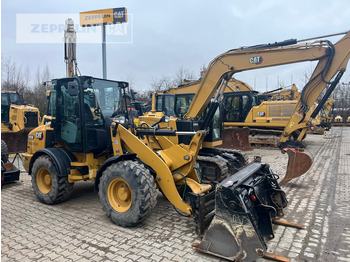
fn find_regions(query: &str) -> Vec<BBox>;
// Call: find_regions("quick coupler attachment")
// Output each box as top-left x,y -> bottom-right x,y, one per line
194,159 -> 287,261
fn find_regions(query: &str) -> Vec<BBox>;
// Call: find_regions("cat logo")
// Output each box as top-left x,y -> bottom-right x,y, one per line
250,56 -> 263,65
36,132 -> 44,140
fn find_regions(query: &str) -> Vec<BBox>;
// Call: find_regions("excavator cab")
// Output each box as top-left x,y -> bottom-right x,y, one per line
223,91 -> 256,123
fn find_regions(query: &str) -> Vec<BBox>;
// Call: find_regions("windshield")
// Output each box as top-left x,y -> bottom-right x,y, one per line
156,94 -> 175,116
175,94 -> 195,117
1,92 -> 24,105
92,79 -> 123,117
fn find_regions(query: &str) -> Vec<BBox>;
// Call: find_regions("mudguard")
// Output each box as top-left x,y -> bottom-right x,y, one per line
29,147 -> 77,177
194,159 -> 287,261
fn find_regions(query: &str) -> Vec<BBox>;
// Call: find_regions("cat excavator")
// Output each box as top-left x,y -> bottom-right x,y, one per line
140,30 -> 350,185
156,81 -> 304,147
268,84 -> 300,101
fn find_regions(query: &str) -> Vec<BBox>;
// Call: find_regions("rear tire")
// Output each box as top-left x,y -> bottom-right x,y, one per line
1,140 -> 8,163
99,160 -> 157,227
31,155 -> 74,204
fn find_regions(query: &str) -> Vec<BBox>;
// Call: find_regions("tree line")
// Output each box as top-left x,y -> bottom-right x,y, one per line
1,57 -> 53,117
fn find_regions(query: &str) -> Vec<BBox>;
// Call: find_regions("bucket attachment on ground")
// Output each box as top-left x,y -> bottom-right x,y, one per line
280,148 -> 313,185
1,160 -> 20,186
193,159 -> 287,261
1,129 -> 30,153
220,128 -> 253,151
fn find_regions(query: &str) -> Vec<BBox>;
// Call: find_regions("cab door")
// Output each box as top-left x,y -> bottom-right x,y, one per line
223,92 -> 254,123
53,79 -> 84,152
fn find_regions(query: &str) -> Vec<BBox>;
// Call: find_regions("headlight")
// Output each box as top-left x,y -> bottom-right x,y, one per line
113,116 -> 126,124
164,115 -> 170,123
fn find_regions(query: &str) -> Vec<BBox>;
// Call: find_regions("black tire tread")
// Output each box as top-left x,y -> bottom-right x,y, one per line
31,155 -> 74,204
99,160 -> 157,227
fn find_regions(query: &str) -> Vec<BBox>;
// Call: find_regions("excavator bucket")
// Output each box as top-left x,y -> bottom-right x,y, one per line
221,127 -> 253,151
1,129 -> 30,153
193,159 -> 287,261
280,148 -> 314,185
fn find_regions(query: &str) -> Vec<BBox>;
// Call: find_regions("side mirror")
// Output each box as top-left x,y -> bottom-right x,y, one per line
130,89 -> 136,100
68,81 -> 79,96
151,115 -> 170,127
119,82 -> 129,89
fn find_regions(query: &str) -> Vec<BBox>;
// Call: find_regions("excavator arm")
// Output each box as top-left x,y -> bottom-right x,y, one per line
280,37 -> 350,142
165,78 -> 254,95
184,31 -> 350,184
185,33 -> 350,118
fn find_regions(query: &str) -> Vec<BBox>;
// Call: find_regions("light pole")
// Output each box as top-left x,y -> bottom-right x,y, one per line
80,8 -> 127,79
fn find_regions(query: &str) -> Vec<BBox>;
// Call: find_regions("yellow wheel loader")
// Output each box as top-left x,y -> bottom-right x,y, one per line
1,91 -> 40,153
23,76 -> 292,261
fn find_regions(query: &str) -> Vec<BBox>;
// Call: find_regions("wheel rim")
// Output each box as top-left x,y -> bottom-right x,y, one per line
108,178 -> 132,213
37,167 -> 52,194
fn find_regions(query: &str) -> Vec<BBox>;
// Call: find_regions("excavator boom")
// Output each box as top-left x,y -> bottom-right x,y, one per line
183,31 -> 350,184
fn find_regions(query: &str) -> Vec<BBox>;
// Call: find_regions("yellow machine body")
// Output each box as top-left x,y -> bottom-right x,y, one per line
1,91 -> 40,152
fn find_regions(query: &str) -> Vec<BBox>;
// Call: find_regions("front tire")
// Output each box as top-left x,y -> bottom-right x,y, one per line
99,160 -> 157,227
31,155 -> 74,204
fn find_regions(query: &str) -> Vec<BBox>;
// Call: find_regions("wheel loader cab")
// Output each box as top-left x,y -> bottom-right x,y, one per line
49,76 -> 127,154
1,91 -> 25,123
1,93 -> 10,123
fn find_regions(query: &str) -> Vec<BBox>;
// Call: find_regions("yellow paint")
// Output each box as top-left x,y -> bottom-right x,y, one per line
107,178 -> 132,213
36,167 -> 52,194
80,9 -> 114,26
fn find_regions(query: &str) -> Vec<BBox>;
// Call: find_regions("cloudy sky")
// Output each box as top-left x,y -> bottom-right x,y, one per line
2,0 -> 350,92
